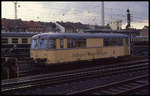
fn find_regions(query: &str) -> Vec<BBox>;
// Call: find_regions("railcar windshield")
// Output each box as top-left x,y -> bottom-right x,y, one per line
31,38 -> 56,49
31,39 -> 38,49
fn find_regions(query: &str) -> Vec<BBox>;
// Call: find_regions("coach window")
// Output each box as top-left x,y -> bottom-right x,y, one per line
12,38 -> 18,44
2,38 -> 8,44
22,38 -> 28,44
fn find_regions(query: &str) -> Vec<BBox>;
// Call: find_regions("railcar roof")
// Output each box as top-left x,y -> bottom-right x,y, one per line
1,32 -> 40,37
32,32 -> 128,39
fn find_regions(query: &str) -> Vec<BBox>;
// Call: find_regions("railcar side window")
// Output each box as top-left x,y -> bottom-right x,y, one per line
67,39 -> 86,48
117,38 -> 123,45
47,39 -> 56,49
60,39 -> 64,48
12,38 -> 18,44
76,39 -> 86,48
2,38 -> 8,44
67,39 -> 74,48
104,38 -> 123,46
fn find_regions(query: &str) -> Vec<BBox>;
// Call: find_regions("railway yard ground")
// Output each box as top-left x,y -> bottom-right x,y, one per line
1,44 -> 149,95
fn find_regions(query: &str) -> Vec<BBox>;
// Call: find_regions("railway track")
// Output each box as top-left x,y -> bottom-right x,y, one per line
67,75 -> 149,95
7,55 -> 150,78
132,45 -> 149,56
1,55 -> 146,80
2,59 -> 148,94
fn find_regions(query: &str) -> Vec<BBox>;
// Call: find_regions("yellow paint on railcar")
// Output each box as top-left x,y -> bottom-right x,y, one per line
30,37 -> 130,65
87,38 -> 103,47
31,50 -> 56,63
56,39 -> 60,48
31,46 -> 125,64
123,38 -> 130,55
64,38 -> 67,48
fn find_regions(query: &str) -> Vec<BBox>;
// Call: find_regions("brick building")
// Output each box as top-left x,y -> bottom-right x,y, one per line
56,21 -> 91,33
23,21 -> 44,32
72,22 -> 90,33
2,18 -> 8,31
40,22 -> 56,32
2,18 -> 26,32
56,21 -> 76,33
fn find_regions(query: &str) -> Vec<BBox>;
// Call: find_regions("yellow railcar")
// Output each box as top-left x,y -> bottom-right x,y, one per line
30,33 -> 130,65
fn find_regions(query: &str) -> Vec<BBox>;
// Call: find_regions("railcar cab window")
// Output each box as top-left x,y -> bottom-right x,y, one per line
31,39 -> 56,49
31,39 -> 38,49
67,39 -> 86,48
104,38 -> 123,46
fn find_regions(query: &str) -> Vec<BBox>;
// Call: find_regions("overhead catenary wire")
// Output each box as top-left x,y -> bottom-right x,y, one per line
12,1 -> 147,26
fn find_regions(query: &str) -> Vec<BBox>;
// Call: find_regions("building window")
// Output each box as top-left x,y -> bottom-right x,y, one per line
22,38 -> 28,44
12,38 -> 18,44
2,38 -> 8,44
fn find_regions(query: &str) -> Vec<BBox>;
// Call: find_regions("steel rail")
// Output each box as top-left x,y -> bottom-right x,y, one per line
2,59 -> 148,85
66,75 -> 149,95
2,62 -> 148,93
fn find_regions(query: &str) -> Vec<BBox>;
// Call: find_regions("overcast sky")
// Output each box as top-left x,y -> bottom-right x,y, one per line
2,1 -> 149,29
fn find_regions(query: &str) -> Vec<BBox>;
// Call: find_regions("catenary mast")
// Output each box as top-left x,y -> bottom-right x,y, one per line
14,1 -> 18,19
101,1 -> 104,26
